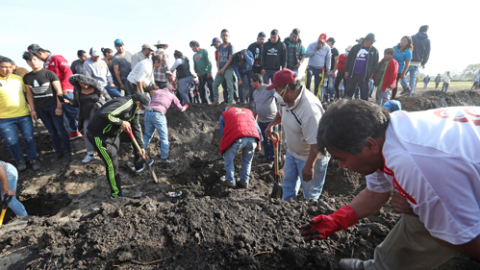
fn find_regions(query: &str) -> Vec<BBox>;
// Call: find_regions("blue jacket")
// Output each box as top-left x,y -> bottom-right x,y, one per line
411,32 -> 431,65
233,49 -> 254,78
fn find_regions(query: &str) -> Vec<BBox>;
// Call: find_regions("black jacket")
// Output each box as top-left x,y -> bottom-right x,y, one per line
261,40 -> 287,71
87,96 -> 144,148
247,42 -> 263,73
344,43 -> 379,82
68,84 -> 112,132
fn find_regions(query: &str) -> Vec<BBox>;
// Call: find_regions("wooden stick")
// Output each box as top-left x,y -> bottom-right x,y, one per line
252,251 -> 272,257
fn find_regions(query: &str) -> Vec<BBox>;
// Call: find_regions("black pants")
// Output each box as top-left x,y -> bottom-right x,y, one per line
88,132 -> 143,198
391,73 -> 402,99
335,72 -> 346,98
199,74 -> 214,104
237,70 -> 254,103
345,74 -> 369,100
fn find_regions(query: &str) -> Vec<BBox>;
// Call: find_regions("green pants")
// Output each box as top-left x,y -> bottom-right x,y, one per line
213,69 -> 234,104
364,214 -> 458,270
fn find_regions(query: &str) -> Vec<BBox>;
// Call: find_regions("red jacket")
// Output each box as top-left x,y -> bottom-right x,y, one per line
374,58 -> 399,91
338,54 -> 347,72
220,108 -> 261,155
44,55 -> 74,91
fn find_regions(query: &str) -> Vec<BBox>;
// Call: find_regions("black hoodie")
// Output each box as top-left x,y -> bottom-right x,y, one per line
261,39 -> 287,71
248,42 -> 264,73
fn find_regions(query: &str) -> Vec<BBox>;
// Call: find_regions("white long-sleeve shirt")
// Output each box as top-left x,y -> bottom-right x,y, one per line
127,59 -> 154,86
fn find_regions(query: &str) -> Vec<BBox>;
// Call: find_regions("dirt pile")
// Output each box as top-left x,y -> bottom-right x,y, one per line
1,93 -> 480,269
397,90 -> 480,111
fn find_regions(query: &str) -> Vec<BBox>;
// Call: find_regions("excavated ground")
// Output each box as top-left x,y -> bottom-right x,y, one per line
1,90 -> 480,270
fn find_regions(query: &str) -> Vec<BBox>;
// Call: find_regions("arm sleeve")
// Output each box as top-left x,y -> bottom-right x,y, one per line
97,100 -> 128,126
83,61 -> 93,76
245,50 -> 254,66
171,93 -> 184,111
305,43 -> 316,58
325,48 -> 332,72
301,46 -> 306,55
219,116 -> 225,135
206,50 -> 212,74
57,56 -> 74,90
193,55 -> 198,73
406,50 -> 413,61
422,41 -> 431,66
366,170 -> 393,193
255,120 -> 263,141
131,114 -> 144,149
302,107 -> 322,145
261,45 -> 266,69
170,58 -> 182,72
105,62 -> 113,84
281,43 -> 287,69
135,63 -> 149,83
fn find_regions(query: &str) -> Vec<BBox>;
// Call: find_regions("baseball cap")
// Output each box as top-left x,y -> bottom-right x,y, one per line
266,69 -> 296,90
258,32 -> 266,38
318,33 -> 327,42
211,37 -> 221,46
133,93 -> 152,111
90,47 -> 101,57
141,44 -> 154,51
356,37 -> 364,43
383,100 -> 402,112
27,44 -> 50,53
364,33 -> 376,42
114,39 -> 124,46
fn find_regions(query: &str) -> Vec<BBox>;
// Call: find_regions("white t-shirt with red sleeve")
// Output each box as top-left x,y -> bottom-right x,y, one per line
366,107 -> 480,245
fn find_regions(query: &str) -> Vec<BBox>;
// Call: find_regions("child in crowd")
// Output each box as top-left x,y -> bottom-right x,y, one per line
373,48 -> 399,106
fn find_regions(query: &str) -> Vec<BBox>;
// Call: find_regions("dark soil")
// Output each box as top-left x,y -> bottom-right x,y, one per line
1,92 -> 480,269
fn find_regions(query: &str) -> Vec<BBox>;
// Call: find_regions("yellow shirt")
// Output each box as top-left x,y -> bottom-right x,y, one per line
0,74 -> 31,119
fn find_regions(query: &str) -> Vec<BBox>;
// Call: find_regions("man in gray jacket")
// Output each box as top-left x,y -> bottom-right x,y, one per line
305,33 -> 331,98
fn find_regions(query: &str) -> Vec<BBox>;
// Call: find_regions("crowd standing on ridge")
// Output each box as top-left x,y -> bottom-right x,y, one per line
1,24 -> 480,270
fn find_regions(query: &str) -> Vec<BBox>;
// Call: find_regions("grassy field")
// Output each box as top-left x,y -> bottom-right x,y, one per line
416,81 -> 475,92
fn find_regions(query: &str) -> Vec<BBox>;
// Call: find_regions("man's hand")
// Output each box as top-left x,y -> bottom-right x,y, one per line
326,71 -> 330,77
63,99 -> 70,104
294,63 -> 300,69
264,124 -> 273,139
316,43 -> 323,51
196,72 -> 201,78
302,164 -> 314,182
138,148 -> 146,157
120,121 -> 131,133
261,69 -> 266,76
243,51 -> 247,55
238,79 -> 243,85
391,190 -> 418,216
207,73 -> 212,78
344,72 -> 349,79
332,73 -> 336,81
55,107 -> 62,116
400,73 -> 405,79
31,111 -> 37,120
109,82 -> 116,88
119,83 -> 126,90
3,187 -> 15,197
219,69 -> 225,76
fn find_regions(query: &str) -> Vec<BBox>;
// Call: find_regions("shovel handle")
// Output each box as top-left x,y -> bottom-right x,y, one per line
126,129 -> 146,160
270,132 -> 279,148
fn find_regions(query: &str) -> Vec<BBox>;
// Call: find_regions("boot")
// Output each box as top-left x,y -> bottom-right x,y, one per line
338,259 -> 365,270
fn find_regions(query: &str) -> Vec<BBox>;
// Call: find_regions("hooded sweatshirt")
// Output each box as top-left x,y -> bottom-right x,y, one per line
411,32 -> 431,66
233,49 -> 254,78
261,39 -> 287,71
83,58 -> 113,88
247,42 -> 264,73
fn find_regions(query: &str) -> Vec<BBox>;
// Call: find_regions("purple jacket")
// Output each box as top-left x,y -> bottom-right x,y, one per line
149,88 -> 185,114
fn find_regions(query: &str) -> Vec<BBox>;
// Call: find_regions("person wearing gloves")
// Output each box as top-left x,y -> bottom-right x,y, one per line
373,48 -> 398,106
143,88 -> 188,164
127,54 -> 162,95
305,99 -> 480,270
233,49 -> 254,104
64,69 -> 112,163
87,93 -> 153,199
305,33 -> 331,98
83,47 -> 120,97
219,107 -> 263,189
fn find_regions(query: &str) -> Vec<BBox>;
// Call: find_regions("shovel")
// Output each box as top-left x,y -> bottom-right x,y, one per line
126,129 -> 158,183
0,195 -> 12,228
270,132 -> 283,198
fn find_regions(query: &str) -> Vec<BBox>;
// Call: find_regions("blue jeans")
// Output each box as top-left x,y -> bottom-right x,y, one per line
105,85 -> 123,98
441,83 -> 450,92
282,152 -> 330,201
220,71 -> 238,104
403,65 -> 420,96
143,111 -> 169,159
0,163 -> 28,216
305,66 -> 325,98
0,116 -> 37,162
36,106 -> 71,153
292,69 -> 299,75
263,70 -> 278,85
121,79 -> 131,96
258,122 -> 277,162
321,74 -> 335,101
346,74 -> 369,100
62,92 -> 78,132
223,137 -> 257,186
178,76 -> 193,105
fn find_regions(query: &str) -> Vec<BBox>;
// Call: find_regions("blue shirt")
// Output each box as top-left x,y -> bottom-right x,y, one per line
393,46 -> 412,74
219,115 -> 263,141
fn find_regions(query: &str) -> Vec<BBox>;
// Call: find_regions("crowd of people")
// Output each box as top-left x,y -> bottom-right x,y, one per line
1,24 -> 480,270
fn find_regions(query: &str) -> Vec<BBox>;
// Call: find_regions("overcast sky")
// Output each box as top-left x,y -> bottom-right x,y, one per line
2,0 -> 479,77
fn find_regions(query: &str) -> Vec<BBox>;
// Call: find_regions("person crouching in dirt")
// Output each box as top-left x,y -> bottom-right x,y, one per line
219,107 -> 263,188
143,87 -> 189,164
264,69 -> 330,202
87,93 -> 153,199
302,100 -> 480,270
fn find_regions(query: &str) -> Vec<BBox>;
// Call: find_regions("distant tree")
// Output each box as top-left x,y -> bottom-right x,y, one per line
461,63 -> 480,79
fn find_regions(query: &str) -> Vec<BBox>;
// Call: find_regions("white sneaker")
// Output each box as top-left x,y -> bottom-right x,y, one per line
82,154 -> 95,163
137,109 -> 145,115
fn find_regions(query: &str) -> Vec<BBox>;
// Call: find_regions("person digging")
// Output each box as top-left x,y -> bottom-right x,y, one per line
87,93 -> 153,199
302,99 -> 480,270
219,107 -> 263,188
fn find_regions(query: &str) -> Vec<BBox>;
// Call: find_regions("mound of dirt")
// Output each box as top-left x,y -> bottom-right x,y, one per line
397,90 -> 480,111
1,94 -> 480,269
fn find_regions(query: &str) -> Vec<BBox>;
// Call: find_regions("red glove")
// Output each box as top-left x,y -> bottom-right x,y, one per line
301,205 -> 358,241
182,104 -> 189,112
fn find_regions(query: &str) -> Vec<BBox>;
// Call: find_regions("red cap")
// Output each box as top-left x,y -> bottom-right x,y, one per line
266,69 -> 296,90
318,33 -> 327,42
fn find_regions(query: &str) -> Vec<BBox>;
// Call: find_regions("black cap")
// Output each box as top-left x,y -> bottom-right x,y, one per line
133,93 -> 152,111
327,37 -> 336,44
271,29 -> 279,35
364,33 -> 376,42
258,32 -> 266,38
27,44 -> 50,53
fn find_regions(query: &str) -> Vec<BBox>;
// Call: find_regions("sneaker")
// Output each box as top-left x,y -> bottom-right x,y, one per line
220,176 -> 236,188
17,160 -> 27,171
130,159 -> 154,173
399,88 -> 409,95
63,151 -> 72,163
249,101 -> 254,108
31,160 -> 41,171
110,194 -> 125,200
137,109 -> 145,114
82,154 -> 95,163
50,152 -> 64,163
69,132 -> 82,141
237,182 -> 248,189
160,158 -> 174,164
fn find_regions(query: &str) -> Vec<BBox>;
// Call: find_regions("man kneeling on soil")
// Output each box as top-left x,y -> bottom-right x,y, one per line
219,107 -> 262,188
301,100 -> 480,270
265,69 -> 330,202
87,93 -> 153,199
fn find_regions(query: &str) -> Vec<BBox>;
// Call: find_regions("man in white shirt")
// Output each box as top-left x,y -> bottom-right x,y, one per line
127,54 -> 162,94
441,71 -> 453,92
264,69 -> 330,201
131,44 -> 154,69
302,100 -> 480,270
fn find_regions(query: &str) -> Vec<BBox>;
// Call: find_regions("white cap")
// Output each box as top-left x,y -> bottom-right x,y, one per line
90,47 -> 101,57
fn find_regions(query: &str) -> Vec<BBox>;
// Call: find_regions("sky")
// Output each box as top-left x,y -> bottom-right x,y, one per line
1,0 -> 479,77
